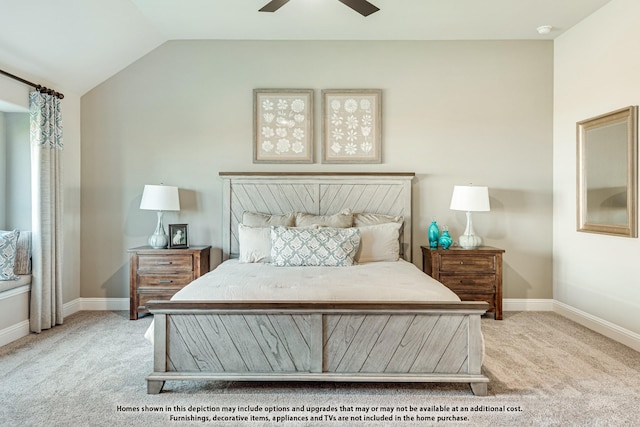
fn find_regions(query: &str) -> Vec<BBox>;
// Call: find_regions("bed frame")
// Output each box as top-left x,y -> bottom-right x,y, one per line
146,172 -> 489,395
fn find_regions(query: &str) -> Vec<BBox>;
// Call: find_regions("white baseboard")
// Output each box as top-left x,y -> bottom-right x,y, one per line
553,301 -> 640,353
503,298 -> 554,311
64,297 -> 129,314
0,320 -> 30,347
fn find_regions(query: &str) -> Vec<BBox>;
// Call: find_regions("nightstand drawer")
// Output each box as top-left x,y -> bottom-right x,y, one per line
439,274 -> 496,291
138,254 -> 192,271
137,272 -> 193,288
439,255 -> 495,273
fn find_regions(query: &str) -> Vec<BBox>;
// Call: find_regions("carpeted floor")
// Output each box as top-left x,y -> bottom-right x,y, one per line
1,311 -> 639,426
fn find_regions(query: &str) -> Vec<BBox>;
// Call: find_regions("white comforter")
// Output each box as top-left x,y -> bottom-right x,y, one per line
144,259 -> 460,342
171,259 -> 460,302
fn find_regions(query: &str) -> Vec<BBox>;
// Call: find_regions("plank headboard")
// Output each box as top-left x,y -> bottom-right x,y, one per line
219,172 -> 415,262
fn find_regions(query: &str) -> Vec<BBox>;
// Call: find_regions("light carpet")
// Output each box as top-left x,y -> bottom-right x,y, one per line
1,311 -> 638,426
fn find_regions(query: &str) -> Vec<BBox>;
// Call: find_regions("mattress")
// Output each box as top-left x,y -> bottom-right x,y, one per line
171,258 -> 460,302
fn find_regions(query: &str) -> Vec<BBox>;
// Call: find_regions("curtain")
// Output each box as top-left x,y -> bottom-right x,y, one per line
29,91 -> 64,333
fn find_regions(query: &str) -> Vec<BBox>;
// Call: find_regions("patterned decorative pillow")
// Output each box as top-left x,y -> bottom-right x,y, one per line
0,230 -> 20,281
271,226 -> 360,267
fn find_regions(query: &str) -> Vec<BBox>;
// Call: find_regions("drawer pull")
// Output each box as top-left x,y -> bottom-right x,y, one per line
459,279 -> 476,285
156,261 -> 173,265
157,280 -> 174,284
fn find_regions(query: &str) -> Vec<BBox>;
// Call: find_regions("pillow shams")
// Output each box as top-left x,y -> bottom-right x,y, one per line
353,212 -> 404,227
242,211 -> 294,227
355,222 -> 402,263
295,209 -> 353,228
0,230 -> 20,281
238,224 -> 272,263
271,226 -> 360,267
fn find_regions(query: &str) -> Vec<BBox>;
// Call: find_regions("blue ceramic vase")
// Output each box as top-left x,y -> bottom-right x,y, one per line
428,220 -> 440,249
439,228 -> 453,249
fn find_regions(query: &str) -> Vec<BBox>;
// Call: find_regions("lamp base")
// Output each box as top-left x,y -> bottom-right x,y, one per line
148,211 -> 169,249
148,233 -> 169,249
458,233 -> 482,249
459,211 -> 482,249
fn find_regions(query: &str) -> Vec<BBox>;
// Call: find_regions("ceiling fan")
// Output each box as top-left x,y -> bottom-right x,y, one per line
259,0 -> 380,17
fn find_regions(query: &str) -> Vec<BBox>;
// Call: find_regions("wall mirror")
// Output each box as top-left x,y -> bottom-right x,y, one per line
577,106 -> 638,237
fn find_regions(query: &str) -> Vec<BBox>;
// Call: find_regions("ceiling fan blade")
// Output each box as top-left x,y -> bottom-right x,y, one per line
259,0 -> 290,13
337,0 -> 380,17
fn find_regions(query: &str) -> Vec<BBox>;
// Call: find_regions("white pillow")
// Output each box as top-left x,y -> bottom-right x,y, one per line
295,209 -> 353,228
271,226 -> 360,267
238,224 -> 271,263
242,211 -> 295,227
353,212 -> 404,226
355,222 -> 401,263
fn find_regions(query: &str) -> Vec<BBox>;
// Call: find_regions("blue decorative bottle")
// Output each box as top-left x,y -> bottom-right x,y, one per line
428,220 -> 440,249
439,226 -> 453,249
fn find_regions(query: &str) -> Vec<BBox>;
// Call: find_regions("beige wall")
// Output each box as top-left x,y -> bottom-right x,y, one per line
81,40 -> 553,300
554,0 -> 640,335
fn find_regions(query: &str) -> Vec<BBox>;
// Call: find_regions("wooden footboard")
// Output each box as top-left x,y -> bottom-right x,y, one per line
146,300 -> 489,396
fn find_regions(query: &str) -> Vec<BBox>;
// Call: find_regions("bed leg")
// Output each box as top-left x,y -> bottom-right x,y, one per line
147,380 -> 165,394
470,382 -> 488,396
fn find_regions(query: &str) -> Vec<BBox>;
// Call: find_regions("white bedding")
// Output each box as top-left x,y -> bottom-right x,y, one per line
144,259 -> 460,342
171,258 -> 460,302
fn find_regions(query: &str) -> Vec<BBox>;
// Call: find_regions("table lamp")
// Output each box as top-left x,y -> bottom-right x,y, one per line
449,185 -> 490,249
139,184 -> 180,249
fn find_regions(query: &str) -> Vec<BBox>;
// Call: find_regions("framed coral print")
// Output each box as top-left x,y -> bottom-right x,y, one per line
254,89 -> 314,163
168,224 -> 188,249
322,89 -> 382,163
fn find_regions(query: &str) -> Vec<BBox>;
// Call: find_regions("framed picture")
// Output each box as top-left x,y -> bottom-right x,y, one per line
253,89 -> 314,163
168,224 -> 188,249
322,89 -> 382,163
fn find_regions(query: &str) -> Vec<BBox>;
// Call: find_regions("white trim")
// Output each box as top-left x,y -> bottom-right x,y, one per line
64,298 -> 129,318
553,300 -> 640,353
63,298 -> 81,317
63,297 -> 129,313
0,284 -> 30,301
0,320 -> 29,347
503,298 -> 554,312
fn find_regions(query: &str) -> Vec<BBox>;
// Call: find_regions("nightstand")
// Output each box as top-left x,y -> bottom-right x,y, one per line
128,245 -> 211,320
421,246 -> 505,320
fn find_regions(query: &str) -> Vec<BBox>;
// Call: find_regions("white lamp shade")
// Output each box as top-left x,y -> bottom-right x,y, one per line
450,185 -> 490,212
140,185 -> 180,211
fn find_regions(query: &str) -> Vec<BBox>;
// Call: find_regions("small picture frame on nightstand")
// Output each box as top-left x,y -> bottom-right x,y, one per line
168,224 -> 188,248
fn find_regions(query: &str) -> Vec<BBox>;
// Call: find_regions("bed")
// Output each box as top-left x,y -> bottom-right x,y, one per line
146,172 -> 489,395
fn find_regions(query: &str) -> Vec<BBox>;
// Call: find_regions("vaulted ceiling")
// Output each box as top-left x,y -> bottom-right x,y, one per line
0,0 -> 612,95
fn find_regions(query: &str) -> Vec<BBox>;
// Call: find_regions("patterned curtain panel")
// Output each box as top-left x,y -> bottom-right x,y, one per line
29,91 -> 64,333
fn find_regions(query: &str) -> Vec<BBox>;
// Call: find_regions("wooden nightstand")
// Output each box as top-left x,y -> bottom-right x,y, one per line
128,245 -> 211,320
421,246 -> 505,320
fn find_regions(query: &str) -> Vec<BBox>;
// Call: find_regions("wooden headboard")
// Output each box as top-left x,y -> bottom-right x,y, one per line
219,172 -> 415,261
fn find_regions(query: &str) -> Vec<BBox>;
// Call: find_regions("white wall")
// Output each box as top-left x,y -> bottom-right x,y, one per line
81,40 -> 554,301
554,0 -> 640,335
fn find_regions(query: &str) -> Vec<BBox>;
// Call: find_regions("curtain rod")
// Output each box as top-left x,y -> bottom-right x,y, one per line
0,68 -> 64,99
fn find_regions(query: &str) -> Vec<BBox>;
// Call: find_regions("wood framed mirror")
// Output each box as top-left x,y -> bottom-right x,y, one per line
577,106 -> 638,237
